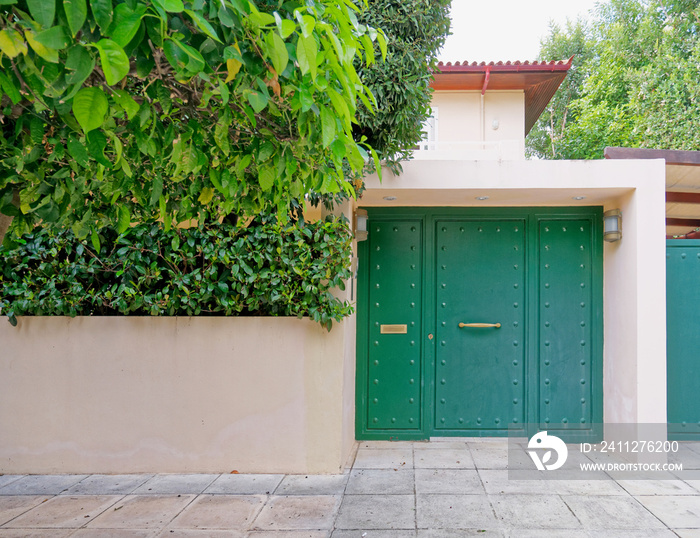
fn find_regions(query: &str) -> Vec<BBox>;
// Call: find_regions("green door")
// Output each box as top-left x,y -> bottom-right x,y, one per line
356,208 -> 603,441
667,240 -> 700,440
363,218 -> 424,434
434,219 -> 526,433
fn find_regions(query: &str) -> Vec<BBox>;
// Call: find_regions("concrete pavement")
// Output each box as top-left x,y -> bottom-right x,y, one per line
1,439 -> 700,537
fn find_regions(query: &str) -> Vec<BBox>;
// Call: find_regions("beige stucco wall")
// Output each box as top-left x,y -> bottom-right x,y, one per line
427,91 -> 525,158
0,317 -> 352,474
361,158 -> 668,427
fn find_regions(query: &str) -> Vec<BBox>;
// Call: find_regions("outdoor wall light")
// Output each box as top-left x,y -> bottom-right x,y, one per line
603,209 -> 622,242
355,208 -> 368,242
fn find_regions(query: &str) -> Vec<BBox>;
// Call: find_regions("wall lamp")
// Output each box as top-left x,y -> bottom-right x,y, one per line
603,209 -> 622,242
355,208 -> 368,241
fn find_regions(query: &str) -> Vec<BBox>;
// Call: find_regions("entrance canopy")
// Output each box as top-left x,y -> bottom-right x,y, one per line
604,147 -> 700,238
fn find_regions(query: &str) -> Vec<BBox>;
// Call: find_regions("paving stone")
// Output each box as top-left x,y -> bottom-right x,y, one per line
478,470 -> 553,495
414,469 -> 484,494
0,478 -> 24,491
352,449 -> 413,470
165,494 -> 264,530
414,448 -> 474,469
563,495 -> 667,530
74,530 -> 157,537
275,475 -> 348,496
63,475 -> 153,495
246,531 -> 331,538
0,497 -> 48,526
416,494 -> 497,530
674,530 -> 700,538
132,475 -> 219,495
685,443 -> 700,455
502,531 -> 587,538
334,529 -> 416,538
358,442 -> 417,450
552,479 -> 628,495
252,495 -> 340,531
0,475 -> 88,495
345,469 -> 414,495
205,475 -> 284,495
0,530 -> 74,537
335,494 -> 414,530
418,441 -> 469,450
491,494 -> 581,529
589,529 -> 678,538
419,529 -> 504,537
670,448 -> 700,469
86,494 -> 195,529
468,448 -> 509,470
4,495 -> 121,528
617,479 -> 699,496
635,495 -> 700,528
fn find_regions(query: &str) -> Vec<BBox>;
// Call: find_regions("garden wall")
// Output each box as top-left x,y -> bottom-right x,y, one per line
0,316 -> 354,474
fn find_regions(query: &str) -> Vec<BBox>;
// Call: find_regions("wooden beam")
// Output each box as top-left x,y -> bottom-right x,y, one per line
666,191 -> 700,204
666,217 -> 700,227
605,147 -> 700,166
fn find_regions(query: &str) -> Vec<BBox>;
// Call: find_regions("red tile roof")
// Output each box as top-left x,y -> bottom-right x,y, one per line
432,59 -> 573,134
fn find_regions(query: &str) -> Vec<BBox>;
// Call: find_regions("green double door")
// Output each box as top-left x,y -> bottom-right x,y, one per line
356,208 -> 603,441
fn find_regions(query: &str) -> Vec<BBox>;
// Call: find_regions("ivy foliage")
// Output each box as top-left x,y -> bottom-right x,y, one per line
0,0 -> 387,243
353,0 -> 450,169
0,217 -> 353,330
527,0 -> 700,160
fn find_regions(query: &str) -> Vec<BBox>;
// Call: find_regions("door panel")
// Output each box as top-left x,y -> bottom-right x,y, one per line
365,219 -> 423,430
434,220 -> 526,432
667,240 -> 700,439
538,220 -> 595,433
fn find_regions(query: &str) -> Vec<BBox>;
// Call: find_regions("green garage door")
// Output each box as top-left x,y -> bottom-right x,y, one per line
356,208 -> 603,442
667,240 -> 700,440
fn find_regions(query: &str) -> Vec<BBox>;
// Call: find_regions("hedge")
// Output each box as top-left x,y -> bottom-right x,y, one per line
0,217 -> 353,330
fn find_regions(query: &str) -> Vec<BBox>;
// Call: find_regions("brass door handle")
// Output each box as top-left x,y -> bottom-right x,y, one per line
458,322 -> 501,328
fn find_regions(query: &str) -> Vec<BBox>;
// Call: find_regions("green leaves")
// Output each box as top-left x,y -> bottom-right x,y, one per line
0,29 -> 27,57
319,106 -> 335,147
90,0 -> 113,31
72,86 -> 108,132
297,35 -> 318,80
34,26 -> 71,50
0,220 -> 354,330
0,0 -> 391,243
116,205 -> 130,233
93,39 -> 129,85
266,32 -> 288,75
63,0 -> 87,37
27,0 -> 55,28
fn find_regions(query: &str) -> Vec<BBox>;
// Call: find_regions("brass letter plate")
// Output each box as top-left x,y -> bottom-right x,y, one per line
380,324 -> 408,334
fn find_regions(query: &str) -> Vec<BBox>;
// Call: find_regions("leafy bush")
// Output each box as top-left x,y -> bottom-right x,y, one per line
0,217 -> 353,330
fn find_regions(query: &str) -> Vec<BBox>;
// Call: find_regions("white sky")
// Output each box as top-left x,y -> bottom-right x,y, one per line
439,0 -> 602,63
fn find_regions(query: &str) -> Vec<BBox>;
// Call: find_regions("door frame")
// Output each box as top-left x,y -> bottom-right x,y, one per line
355,207 -> 604,441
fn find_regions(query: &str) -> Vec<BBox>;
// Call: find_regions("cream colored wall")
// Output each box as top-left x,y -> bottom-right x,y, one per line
0,317 -> 349,474
361,158 -> 668,427
428,91 -> 525,158
322,200 -> 359,468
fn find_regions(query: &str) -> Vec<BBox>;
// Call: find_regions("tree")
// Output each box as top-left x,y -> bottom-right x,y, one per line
353,0 -> 450,169
526,0 -> 700,160
526,18 -> 593,160
0,0 -> 387,246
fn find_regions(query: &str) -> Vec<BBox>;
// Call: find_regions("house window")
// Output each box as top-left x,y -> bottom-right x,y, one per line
419,107 -> 438,150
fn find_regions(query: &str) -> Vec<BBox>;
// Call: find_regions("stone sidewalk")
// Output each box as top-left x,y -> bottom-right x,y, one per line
1,439 -> 700,537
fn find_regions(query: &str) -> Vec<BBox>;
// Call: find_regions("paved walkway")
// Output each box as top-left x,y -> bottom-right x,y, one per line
1,440 -> 700,537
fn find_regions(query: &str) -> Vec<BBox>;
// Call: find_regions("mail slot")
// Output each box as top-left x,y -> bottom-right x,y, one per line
380,324 -> 408,334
